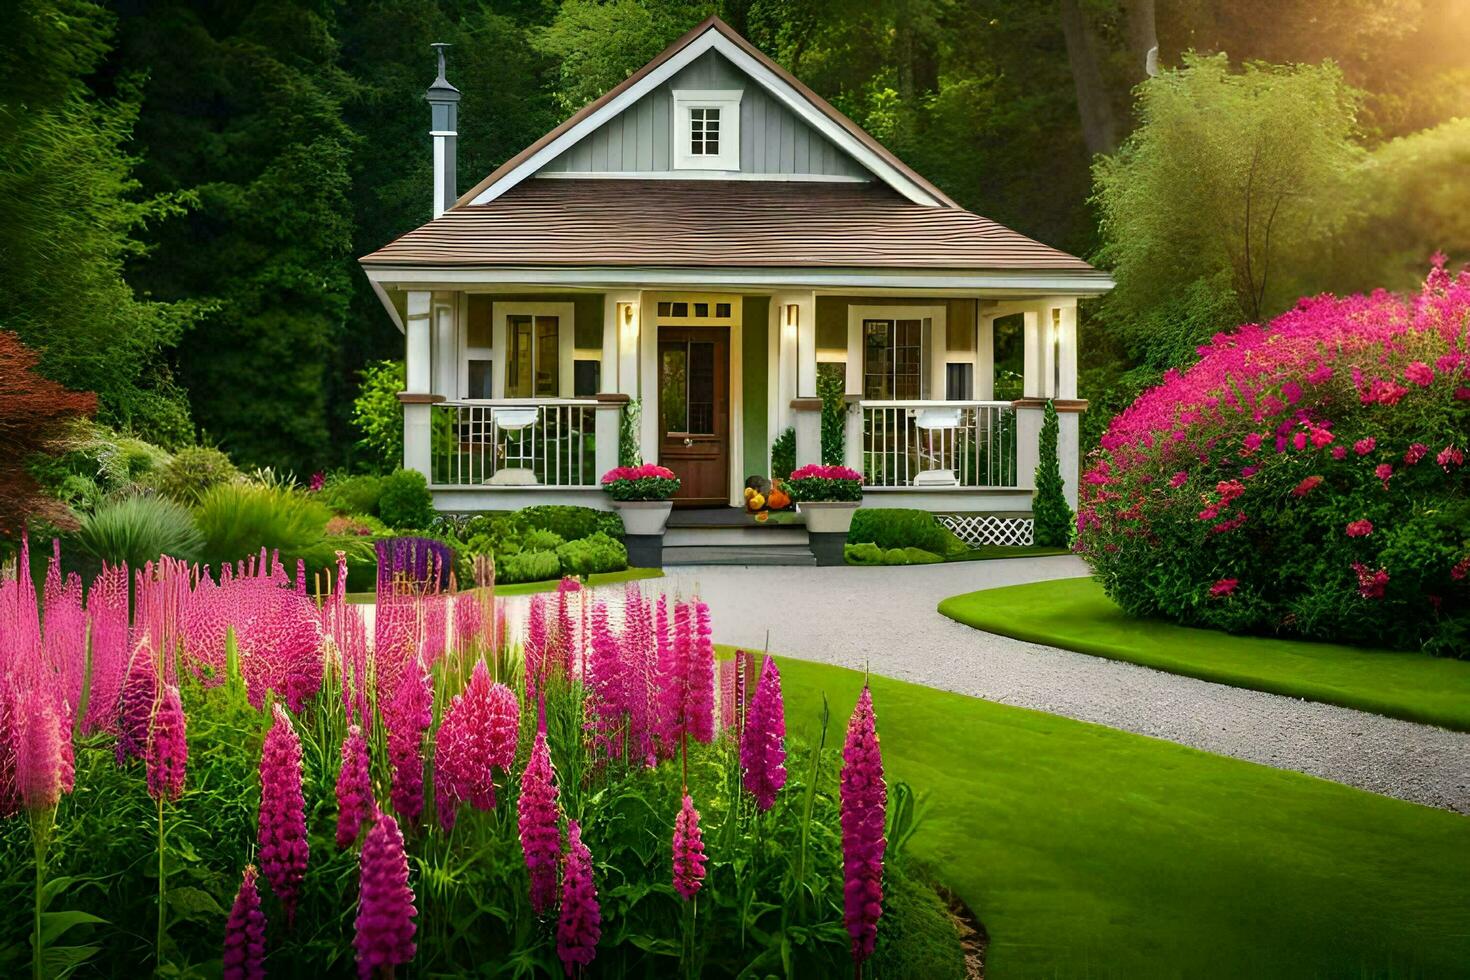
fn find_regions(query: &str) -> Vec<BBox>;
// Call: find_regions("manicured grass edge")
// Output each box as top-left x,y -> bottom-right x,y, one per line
938,579 -> 1470,733
345,566 -> 663,604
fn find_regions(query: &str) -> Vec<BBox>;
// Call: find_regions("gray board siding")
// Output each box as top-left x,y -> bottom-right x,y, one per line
539,50 -> 870,179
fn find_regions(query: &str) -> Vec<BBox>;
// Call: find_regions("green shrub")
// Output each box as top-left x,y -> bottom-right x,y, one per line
194,483 -> 336,572
771,426 -> 796,480
1032,401 -> 1072,547
872,867 -> 967,980
520,505 -> 622,542
818,370 -> 846,465
317,473 -> 384,517
845,542 -> 885,565
847,508 -> 952,554
618,399 -> 643,467
555,531 -> 629,576
521,528 -> 565,553
351,360 -> 405,473
74,495 -> 203,568
378,468 -> 435,529
147,446 -> 240,504
499,549 -> 562,584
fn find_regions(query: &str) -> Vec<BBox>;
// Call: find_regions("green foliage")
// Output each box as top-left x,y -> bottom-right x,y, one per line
844,542 -> 944,565
817,368 -> 846,466
499,548 -> 562,584
377,468 -> 434,530
847,508 -> 955,554
144,446 -> 240,504
771,426 -> 796,481
73,495 -> 203,567
1032,401 -> 1072,548
1092,54 -> 1363,371
555,531 -> 628,576
521,528 -> 566,553
520,505 -> 623,542
618,398 -> 643,467
193,483 -> 337,572
316,473 -> 385,517
350,361 -> 404,474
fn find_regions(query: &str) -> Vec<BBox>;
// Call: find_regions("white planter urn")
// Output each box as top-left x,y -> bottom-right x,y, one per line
797,500 -> 860,534
610,499 -> 674,535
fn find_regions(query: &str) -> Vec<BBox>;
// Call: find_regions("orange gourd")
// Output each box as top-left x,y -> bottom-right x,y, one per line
767,488 -> 790,510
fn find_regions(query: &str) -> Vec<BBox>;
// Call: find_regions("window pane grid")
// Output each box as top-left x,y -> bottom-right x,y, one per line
862,318 -> 923,400
689,107 -> 720,156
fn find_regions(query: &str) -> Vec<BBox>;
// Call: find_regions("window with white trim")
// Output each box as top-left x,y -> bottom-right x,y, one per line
862,318 -> 925,400
673,91 -> 742,171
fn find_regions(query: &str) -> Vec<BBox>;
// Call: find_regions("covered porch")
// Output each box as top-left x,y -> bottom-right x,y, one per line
387,279 -> 1093,521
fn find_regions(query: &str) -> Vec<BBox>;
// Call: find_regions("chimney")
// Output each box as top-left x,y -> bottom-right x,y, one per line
425,43 -> 460,218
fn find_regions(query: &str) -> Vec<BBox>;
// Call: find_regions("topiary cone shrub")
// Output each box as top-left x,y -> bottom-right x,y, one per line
1032,401 -> 1073,548
1077,260 -> 1470,655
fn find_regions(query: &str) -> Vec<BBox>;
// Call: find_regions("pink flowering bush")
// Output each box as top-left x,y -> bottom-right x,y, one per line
1080,262 -> 1470,654
600,463 -> 681,501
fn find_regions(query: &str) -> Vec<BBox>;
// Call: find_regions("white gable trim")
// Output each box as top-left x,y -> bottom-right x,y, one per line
535,170 -> 867,183
467,29 -> 944,208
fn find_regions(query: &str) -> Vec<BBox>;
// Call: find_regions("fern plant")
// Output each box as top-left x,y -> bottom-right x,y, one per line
1032,400 -> 1072,547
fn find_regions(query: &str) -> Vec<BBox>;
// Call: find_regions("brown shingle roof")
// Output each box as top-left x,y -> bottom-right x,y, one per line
360,178 -> 1099,272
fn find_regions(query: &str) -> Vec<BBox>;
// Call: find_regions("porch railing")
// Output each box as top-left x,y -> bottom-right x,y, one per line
861,400 -> 1017,489
430,399 -> 599,488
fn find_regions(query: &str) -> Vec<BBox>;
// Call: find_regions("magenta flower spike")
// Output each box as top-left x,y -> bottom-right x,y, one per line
222,864 -> 266,980
354,808 -> 418,980
485,680 -> 520,771
258,703 -> 309,926
586,602 -> 627,760
117,640 -> 159,765
336,724 -> 373,849
518,722 -> 561,915
146,684 -> 187,803
840,686 -> 887,967
525,593 -> 549,702
16,690 -> 67,813
435,660 -> 504,831
658,599 -> 716,750
0,683 -> 20,818
671,793 -> 707,900
83,562 -> 130,734
556,819 -> 601,976
740,656 -> 788,812
386,657 -> 432,827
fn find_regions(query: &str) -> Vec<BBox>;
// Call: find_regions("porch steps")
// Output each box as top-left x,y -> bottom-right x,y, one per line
661,508 -> 816,566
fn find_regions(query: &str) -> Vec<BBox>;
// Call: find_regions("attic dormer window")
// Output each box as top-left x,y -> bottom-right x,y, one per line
673,90 -> 741,171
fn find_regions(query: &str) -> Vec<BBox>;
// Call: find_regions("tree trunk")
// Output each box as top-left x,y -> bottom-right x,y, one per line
1123,0 -> 1159,82
1059,0 -> 1119,156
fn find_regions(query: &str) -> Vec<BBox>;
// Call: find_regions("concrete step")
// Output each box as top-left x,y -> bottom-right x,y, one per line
664,525 -> 808,547
662,544 -> 817,566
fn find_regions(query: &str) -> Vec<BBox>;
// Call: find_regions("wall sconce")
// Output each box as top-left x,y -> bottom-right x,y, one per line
1050,307 -> 1062,397
783,303 -> 798,336
619,302 -> 638,340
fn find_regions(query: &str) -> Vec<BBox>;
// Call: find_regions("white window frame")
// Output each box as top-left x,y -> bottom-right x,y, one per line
458,301 -> 575,399
846,304 -> 947,400
673,90 -> 742,171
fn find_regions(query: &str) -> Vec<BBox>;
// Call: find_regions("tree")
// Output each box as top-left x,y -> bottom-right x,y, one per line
0,331 -> 96,533
1091,54 -> 1363,371
1031,400 -> 1071,548
0,0 -> 198,446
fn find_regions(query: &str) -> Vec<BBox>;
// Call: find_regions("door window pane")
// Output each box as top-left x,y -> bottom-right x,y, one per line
505,314 -> 560,397
661,346 -> 687,433
687,342 -> 715,434
468,359 -> 493,399
506,315 -> 532,397
534,316 -> 559,396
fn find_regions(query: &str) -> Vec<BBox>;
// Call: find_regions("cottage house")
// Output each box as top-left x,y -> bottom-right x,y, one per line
360,16 -> 1111,549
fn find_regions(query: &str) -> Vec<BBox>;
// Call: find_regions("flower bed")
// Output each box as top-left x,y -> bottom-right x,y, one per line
1079,261 -> 1470,654
600,463 -> 680,501
0,535 -> 960,976
785,464 -> 864,502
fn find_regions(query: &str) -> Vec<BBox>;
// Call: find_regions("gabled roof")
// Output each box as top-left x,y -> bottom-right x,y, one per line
362,179 -> 1101,273
455,15 -> 957,209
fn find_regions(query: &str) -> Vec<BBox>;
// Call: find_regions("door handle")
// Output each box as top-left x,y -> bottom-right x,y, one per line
683,437 -> 694,447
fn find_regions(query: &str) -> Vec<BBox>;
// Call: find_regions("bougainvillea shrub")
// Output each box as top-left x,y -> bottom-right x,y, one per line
1079,261 -> 1470,654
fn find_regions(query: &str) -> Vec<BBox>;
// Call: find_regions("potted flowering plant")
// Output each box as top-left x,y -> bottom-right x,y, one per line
786,464 -> 863,562
601,464 -> 680,538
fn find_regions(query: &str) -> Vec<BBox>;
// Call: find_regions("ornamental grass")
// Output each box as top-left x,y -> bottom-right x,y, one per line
0,535 -> 948,977
1080,261 -> 1470,654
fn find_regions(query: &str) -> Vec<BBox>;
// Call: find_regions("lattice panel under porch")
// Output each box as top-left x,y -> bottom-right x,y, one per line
938,514 -> 1035,547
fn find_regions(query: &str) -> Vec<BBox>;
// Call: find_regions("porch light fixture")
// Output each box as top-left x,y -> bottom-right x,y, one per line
619,302 -> 638,340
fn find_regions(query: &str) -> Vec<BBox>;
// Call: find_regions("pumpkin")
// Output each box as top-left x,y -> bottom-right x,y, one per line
747,492 -> 765,511
767,488 -> 790,511
743,486 -> 757,500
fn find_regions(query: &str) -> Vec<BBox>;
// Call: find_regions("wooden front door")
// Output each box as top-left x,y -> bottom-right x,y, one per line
658,327 -> 729,506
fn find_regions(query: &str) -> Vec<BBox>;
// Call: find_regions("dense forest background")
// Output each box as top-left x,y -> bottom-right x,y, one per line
4,0 -> 1468,474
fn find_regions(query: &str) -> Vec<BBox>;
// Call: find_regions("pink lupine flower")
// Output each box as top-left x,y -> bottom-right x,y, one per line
1405,443 -> 1429,465
258,703 -> 309,926
1404,361 -> 1434,386
1209,578 -> 1238,598
16,691 -> 67,813
1354,437 -> 1376,456
1436,445 -> 1463,470
672,793 -> 707,900
117,641 -> 158,764
518,722 -> 561,915
435,660 -> 505,831
740,655 -> 787,811
586,602 -> 628,760
0,684 -> 20,818
525,594 -> 549,702
1375,463 -> 1394,487
1290,476 -> 1323,497
223,865 -> 266,980
386,657 -> 432,826
146,684 -> 187,802
355,809 -> 418,979
83,563 -> 130,734
556,819 -> 601,975
1345,520 -> 1374,538
336,725 -> 373,849
485,681 -> 520,770
840,687 -> 886,967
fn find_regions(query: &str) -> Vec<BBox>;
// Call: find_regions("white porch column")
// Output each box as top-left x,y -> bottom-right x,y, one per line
594,397 -> 623,478
1055,298 -> 1081,507
431,292 -> 457,397
1014,304 -> 1045,490
842,395 -> 863,475
772,291 -> 818,466
772,293 -> 801,435
403,290 -> 434,480
977,311 -> 996,401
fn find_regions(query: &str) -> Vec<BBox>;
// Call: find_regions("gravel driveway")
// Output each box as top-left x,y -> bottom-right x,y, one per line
641,557 -> 1470,814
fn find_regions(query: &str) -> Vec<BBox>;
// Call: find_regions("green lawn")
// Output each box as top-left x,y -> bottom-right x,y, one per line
770,653 -> 1470,977
343,567 -> 662,604
938,577 -> 1470,732
949,544 -> 1073,562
